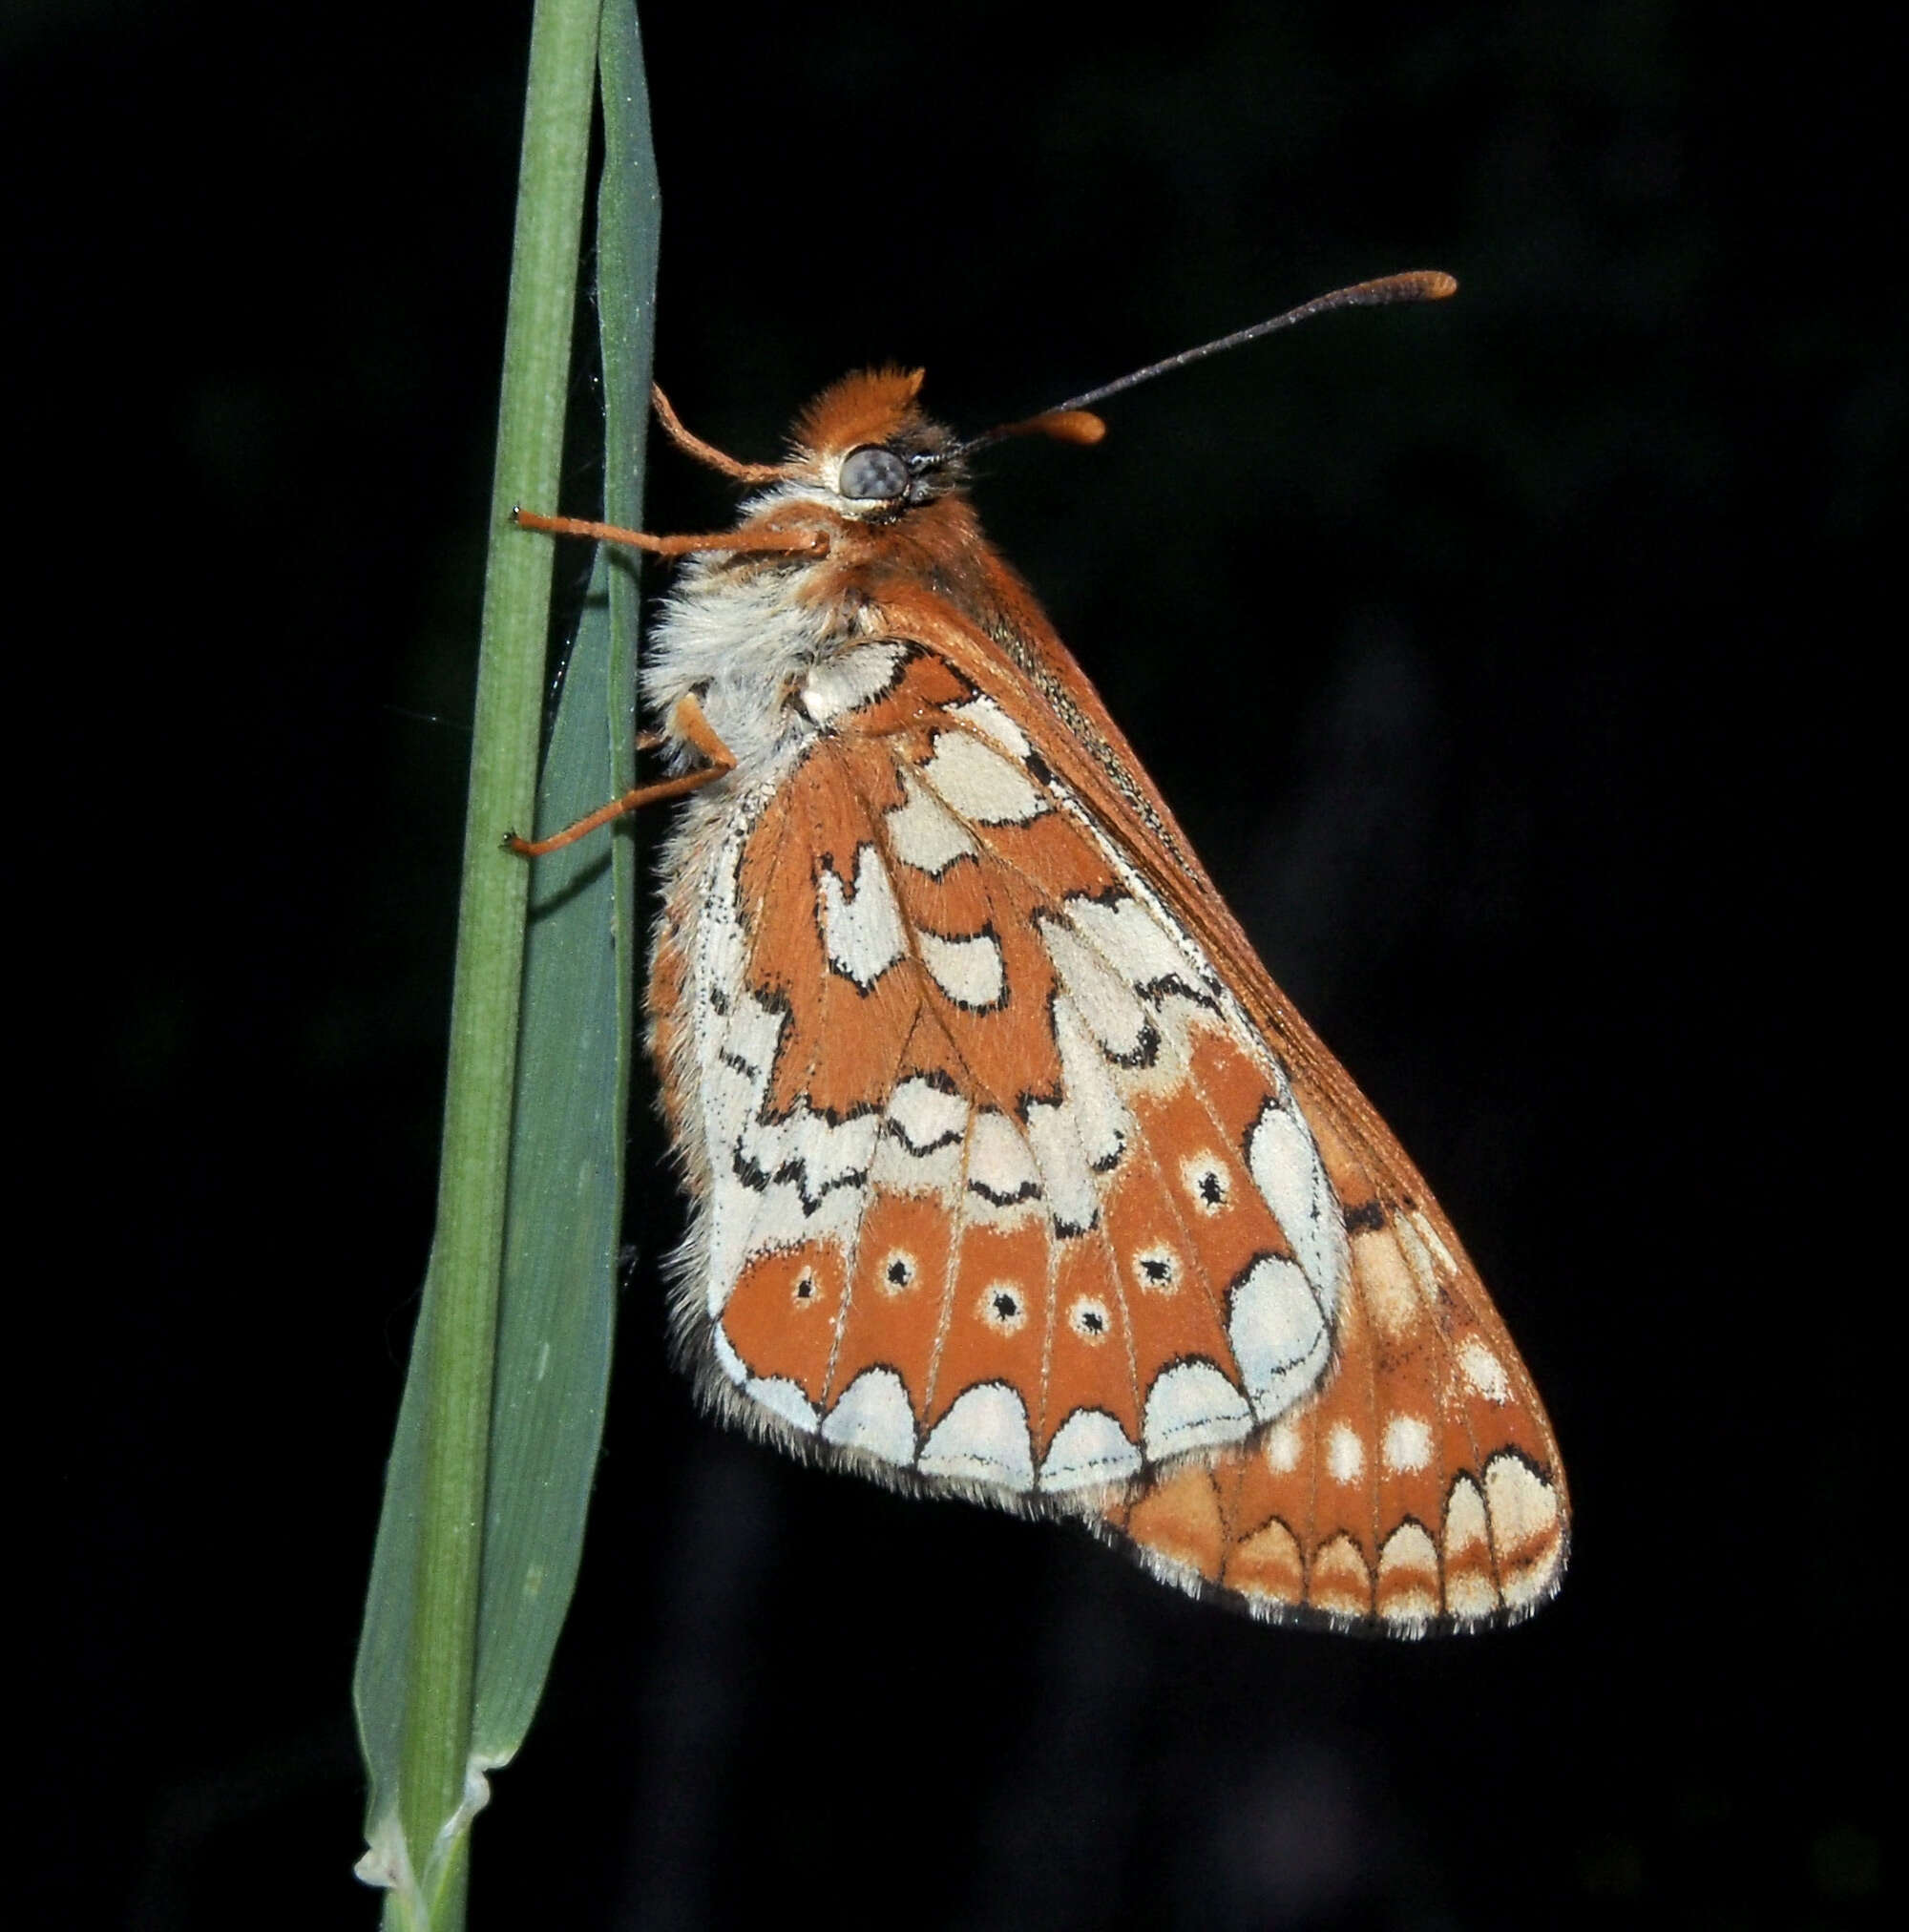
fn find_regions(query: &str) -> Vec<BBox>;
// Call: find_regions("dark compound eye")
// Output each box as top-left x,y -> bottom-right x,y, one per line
838,444 -> 911,501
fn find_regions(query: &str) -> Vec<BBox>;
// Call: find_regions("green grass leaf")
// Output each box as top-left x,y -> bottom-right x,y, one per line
470,10 -> 660,1772
352,4 -> 659,1925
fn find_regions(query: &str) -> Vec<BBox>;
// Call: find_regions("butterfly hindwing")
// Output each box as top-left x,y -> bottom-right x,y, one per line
665,638 -> 1353,1500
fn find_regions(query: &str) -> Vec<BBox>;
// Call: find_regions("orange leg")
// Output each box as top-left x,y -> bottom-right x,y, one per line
512,506 -> 827,559
649,384 -> 790,485
504,693 -> 737,857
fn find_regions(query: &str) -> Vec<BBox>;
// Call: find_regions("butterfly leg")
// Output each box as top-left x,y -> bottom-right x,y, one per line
649,384 -> 789,486
512,506 -> 827,559
504,692 -> 737,857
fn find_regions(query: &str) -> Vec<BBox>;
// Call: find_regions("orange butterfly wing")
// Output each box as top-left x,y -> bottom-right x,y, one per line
647,598 -> 1565,1630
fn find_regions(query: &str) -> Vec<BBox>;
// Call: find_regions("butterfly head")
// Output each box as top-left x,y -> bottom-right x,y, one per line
786,367 -> 965,520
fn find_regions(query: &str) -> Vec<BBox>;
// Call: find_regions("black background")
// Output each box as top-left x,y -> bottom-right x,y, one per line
9,1 -> 1890,1926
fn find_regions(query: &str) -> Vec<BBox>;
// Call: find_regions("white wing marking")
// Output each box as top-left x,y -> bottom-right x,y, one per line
819,843 -> 907,988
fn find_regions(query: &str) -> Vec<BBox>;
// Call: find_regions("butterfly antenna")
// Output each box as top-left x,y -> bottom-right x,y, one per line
941,269 -> 1457,463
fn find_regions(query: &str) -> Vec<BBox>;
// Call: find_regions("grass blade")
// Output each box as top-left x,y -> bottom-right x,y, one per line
352,2 -> 606,1924
469,0 -> 660,1769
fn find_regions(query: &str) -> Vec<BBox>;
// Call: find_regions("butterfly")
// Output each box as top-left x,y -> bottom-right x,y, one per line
513,274 -> 1568,1633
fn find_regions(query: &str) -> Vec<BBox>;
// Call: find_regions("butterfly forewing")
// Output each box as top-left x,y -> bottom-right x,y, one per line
886,588 -> 1569,1629
1101,1144 -> 1568,1628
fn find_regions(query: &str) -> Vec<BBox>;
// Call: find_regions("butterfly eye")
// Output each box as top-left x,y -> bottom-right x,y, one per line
837,444 -> 911,502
